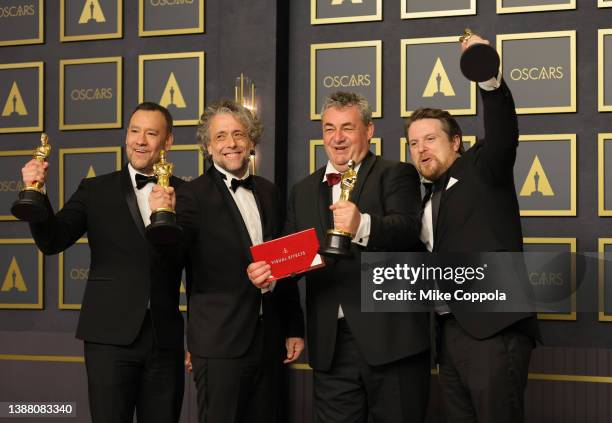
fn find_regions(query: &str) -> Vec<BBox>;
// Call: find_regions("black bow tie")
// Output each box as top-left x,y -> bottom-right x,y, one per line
423,179 -> 445,194
422,181 -> 441,206
230,176 -> 253,193
135,173 -> 157,190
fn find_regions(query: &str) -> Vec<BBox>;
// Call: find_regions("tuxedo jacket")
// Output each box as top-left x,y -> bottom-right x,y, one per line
30,166 -> 185,349
175,166 -> 304,359
285,153 -> 429,371
432,80 -> 537,339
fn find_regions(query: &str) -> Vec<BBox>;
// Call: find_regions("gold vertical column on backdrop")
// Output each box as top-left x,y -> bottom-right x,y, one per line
234,73 -> 257,113
319,160 -> 358,258
145,150 -> 183,244
11,133 -> 51,222
235,73 -> 257,175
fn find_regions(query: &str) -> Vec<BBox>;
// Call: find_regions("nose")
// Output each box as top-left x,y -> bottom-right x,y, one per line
416,140 -> 427,153
135,131 -> 147,145
331,129 -> 345,143
226,134 -> 238,147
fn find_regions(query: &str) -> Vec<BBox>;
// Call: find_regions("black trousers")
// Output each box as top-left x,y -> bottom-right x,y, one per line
437,316 -> 534,423
313,318 -> 430,423
191,318 -> 283,423
83,312 -> 185,423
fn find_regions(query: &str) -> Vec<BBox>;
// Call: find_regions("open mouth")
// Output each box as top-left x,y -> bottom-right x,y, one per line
223,152 -> 242,159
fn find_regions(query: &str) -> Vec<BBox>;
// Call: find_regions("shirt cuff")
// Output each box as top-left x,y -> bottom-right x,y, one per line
352,213 -> 370,246
261,281 -> 276,294
478,71 -> 502,91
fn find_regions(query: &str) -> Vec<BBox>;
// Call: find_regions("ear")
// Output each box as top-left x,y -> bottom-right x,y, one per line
246,136 -> 255,152
366,122 -> 375,140
164,133 -> 174,151
451,135 -> 461,152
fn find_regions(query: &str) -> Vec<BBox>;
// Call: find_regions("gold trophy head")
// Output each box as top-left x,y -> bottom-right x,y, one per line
33,132 -> 51,163
153,150 -> 173,189
459,28 -> 474,43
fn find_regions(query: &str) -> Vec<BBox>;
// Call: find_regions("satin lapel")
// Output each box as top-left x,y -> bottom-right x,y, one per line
434,170 -> 454,249
250,178 -> 270,241
316,168 -> 333,234
121,166 -> 146,238
349,152 -> 376,205
209,168 -> 254,255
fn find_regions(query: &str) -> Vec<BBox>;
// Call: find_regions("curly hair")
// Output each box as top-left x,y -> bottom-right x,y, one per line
196,99 -> 262,155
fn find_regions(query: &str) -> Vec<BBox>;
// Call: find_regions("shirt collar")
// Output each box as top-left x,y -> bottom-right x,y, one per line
127,163 -> 154,189
213,163 -> 250,189
321,160 -> 362,183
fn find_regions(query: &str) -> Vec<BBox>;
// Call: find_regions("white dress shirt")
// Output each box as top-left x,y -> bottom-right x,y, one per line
128,163 -> 154,226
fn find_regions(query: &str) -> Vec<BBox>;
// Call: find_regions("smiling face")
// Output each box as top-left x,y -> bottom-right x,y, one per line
321,105 -> 374,172
125,110 -> 173,175
407,118 -> 460,181
206,113 -> 253,177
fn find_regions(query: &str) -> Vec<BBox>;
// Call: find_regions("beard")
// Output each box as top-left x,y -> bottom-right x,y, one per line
416,159 -> 443,182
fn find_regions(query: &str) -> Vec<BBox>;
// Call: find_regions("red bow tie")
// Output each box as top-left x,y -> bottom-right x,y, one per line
326,173 -> 341,186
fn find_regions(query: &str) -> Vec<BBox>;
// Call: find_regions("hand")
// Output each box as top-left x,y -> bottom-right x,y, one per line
460,33 -> 490,53
185,351 -> 193,373
330,200 -> 361,236
284,337 -> 304,364
21,159 -> 47,187
247,261 -> 272,289
148,184 -> 175,211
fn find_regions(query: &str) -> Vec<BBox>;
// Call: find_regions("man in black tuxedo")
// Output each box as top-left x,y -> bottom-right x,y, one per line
21,103 -> 185,423
170,100 -> 305,423
249,92 -> 430,422
406,35 -> 537,422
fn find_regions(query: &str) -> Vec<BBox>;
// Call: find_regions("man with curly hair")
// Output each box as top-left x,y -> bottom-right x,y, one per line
152,99 -> 305,423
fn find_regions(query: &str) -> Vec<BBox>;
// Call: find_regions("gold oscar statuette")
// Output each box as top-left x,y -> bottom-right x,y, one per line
145,150 -> 183,244
11,133 -> 52,222
319,160 -> 358,258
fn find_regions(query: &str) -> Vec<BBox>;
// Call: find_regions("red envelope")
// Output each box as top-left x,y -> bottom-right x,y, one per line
250,228 -> 325,281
